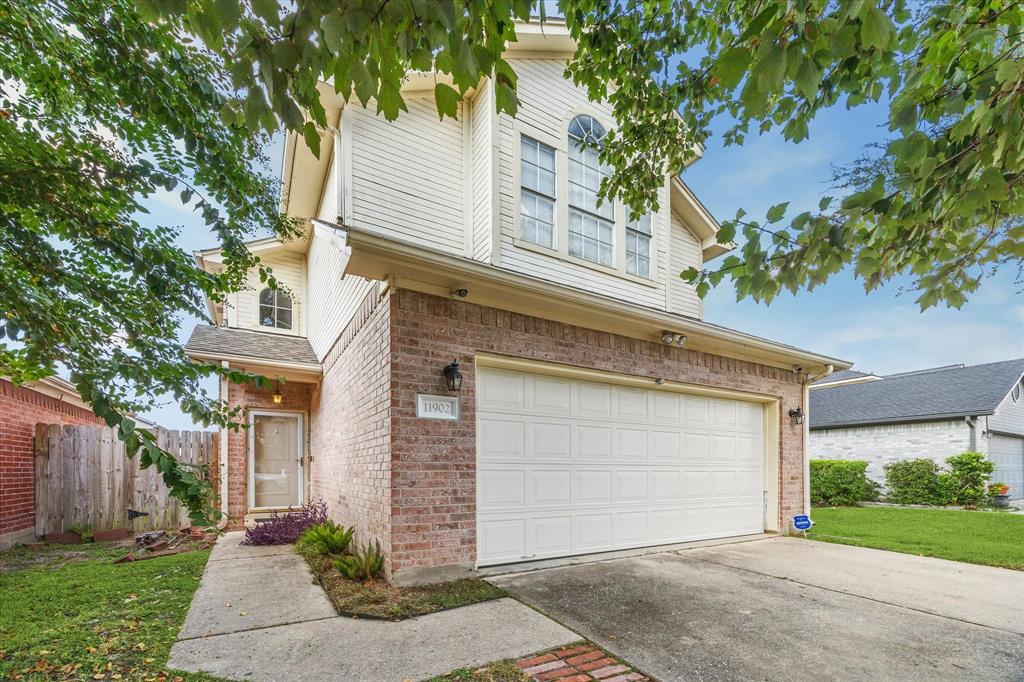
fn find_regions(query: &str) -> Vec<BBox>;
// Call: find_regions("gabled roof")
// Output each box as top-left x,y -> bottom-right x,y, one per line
810,358 -> 1024,429
185,325 -> 319,367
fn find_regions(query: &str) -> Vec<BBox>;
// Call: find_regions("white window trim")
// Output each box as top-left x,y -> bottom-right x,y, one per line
511,113 -> 658,288
256,288 -> 298,335
247,409 -> 306,512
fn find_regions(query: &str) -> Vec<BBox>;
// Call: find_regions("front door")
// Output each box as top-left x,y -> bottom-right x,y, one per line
249,411 -> 304,510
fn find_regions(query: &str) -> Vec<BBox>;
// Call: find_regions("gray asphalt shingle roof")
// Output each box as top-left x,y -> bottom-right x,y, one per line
185,325 -> 320,366
810,358 -> 1024,429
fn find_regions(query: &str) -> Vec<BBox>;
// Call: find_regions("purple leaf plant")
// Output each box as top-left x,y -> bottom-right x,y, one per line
242,499 -> 328,545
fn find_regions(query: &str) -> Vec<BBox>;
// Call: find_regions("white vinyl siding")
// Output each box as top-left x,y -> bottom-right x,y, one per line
236,252 -> 307,336
306,228 -> 373,359
349,97 -> 464,254
317,154 -> 339,222
667,211 -> 703,318
496,58 -> 672,311
476,366 -> 765,566
470,82 -> 495,262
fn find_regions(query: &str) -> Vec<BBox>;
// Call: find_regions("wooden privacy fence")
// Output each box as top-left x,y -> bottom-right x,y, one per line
34,425 -> 217,536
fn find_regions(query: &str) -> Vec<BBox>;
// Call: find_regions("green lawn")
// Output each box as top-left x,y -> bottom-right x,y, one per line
0,542 -> 226,681
808,506 -> 1024,570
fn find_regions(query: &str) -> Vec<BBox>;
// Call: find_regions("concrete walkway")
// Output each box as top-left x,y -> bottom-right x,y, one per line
169,532 -> 577,681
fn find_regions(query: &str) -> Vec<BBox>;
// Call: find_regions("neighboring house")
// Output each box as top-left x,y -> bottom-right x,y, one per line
809,359 -> 1024,500
0,376 -> 163,548
184,20 -> 849,584
0,377 -> 106,548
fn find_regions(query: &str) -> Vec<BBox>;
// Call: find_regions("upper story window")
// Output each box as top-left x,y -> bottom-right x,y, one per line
626,211 -> 653,279
568,115 -> 613,267
520,135 -> 556,249
259,288 -> 292,330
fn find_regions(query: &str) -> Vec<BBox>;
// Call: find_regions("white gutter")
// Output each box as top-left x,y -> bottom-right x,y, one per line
803,364 -> 834,518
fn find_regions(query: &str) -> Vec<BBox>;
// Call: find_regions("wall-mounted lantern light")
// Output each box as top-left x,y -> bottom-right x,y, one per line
788,406 -> 804,426
442,360 -> 463,392
272,380 -> 284,404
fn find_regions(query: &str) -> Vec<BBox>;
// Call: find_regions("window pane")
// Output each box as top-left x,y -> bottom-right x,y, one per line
277,308 -> 292,329
521,190 -> 554,248
259,305 -> 275,327
275,291 -> 291,308
259,289 -> 274,306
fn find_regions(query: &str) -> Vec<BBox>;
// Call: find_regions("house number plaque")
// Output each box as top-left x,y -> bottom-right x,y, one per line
416,394 -> 460,421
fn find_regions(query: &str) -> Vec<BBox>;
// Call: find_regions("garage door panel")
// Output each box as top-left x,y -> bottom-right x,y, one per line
575,513 -> 613,549
531,375 -> 572,414
478,369 -> 525,410
615,470 -> 649,501
532,516 -> 572,553
477,367 -> 767,566
576,470 -> 612,504
479,518 -> 525,563
578,383 -> 612,417
651,430 -> 682,461
479,469 -> 525,509
577,425 -> 613,459
529,470 -> 572,506
616,387 -> 648,420
617,428 -> 649,459
532,422 -> 572,460
614,511 -> 648,544
478,418 -> 526,460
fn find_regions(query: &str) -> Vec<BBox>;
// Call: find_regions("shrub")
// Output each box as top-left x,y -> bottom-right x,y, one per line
810,460 -> 878,506
942,451 -> 994,506
334,540 -> 385,581
884,459 -> 946,504
242,500 -> 328,545
296,521 -> 354,556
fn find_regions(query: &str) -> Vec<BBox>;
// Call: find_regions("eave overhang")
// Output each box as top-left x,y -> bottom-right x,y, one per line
327,222 -> 851,375
184,349 -> 323,384
671,176 -> 731,261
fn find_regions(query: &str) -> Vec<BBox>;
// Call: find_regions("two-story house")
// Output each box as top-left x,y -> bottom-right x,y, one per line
186,21 -> 850,585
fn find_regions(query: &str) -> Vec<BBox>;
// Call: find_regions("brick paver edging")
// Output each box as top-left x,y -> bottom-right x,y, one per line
516,641 -> 650,682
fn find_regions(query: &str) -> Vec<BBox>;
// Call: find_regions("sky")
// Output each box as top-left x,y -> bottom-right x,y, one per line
139,89 -> 1022,429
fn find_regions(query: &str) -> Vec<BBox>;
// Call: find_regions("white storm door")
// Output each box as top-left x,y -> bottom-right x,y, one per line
249,411 -> 304,510
476,366 -> 765,567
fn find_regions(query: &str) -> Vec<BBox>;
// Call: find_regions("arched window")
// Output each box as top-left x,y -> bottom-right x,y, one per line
258,288 -> 292,330
568,114 -> 614,266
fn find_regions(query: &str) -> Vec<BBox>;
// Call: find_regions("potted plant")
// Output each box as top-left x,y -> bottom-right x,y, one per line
988,482 -> 1010,508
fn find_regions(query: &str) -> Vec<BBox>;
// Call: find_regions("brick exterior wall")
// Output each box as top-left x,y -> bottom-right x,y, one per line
1,379 -> 105,546
809,419 -> 972,484
223,379 -> 315,528
309,286 -> 392,553
386,288 -> 807,574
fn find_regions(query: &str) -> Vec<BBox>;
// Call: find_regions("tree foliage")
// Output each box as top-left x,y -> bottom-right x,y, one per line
175,0 -> 1022,308
0,0 -> 297,524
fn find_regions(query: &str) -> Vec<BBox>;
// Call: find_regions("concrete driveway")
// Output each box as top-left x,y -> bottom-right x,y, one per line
489,537 -> 1024,681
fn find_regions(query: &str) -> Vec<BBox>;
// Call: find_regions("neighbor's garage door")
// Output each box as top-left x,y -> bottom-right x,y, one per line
989,435 -> 1024,501
476,366 -> 766,566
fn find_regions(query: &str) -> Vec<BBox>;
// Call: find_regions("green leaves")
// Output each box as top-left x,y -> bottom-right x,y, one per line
859,8 -> 893,51
434,83 -> 461,120
766,202 -> 789,223
714,47 -> 751,89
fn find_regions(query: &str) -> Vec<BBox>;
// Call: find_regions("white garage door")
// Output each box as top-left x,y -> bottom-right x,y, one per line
476,366 -> 766,566
989,435 -> 1024,501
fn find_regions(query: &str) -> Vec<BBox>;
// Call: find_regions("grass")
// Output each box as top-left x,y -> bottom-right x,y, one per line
298,547 -> 506,620
808,506 -> 1024,569
426,659 -> 528,682
0,542 -> 227,681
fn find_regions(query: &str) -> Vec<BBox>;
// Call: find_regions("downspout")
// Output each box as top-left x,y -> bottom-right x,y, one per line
217,361 -> 230,530
965,416 -> 977,451
803,364 -> 835,517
